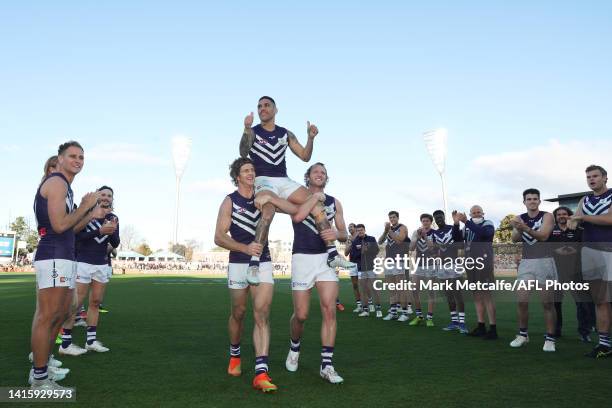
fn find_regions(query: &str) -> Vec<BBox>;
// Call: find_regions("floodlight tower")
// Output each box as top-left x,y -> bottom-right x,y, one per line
172,135 -> 192,245
423,128 -> 449,222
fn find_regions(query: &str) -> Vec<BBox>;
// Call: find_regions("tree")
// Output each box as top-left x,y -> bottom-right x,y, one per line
121,225 -> 140,250
10,216 -> 38,255
136,243 -> 153,256
494,214 -> 516,243
168,240 -> 200,261
170,243 -> 187,257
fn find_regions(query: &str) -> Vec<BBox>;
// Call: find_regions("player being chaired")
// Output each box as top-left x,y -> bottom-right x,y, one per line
214,157 -> 324,393
239,96 -> 355,284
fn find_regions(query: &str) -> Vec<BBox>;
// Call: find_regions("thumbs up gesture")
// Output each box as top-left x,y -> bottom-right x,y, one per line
307,121 -> 318,139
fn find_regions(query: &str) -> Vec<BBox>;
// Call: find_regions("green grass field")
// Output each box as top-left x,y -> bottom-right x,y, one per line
1,273 -> 611,408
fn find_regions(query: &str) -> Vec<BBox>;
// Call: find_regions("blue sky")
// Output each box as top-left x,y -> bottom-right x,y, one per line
1,1 -> 611,250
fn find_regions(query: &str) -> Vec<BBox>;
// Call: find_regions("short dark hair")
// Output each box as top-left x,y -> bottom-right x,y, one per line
585,164 -> 607,177
98,185 -> 114,194
388,211 -> 399,217
58,141 -> 83,155
522,188 -> 540,200
433,210 -> 445,217
420,213 -> 433,222
304,162 -> 328,187
355,224 -> 365,229
258,96 -> 276,106
229,157 -> 254,186
553,206 -> 573,218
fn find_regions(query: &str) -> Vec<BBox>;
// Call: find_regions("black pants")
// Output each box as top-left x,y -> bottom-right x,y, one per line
554,300 -> 595,336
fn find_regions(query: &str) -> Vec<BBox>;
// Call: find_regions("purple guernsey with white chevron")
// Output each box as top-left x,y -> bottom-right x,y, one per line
248,124 -> 289,177
33,173 -> 76,261
228,191 -> 271,263
582,189 -> 612,251
292,194 -> 336,255
76,213 -> 120,265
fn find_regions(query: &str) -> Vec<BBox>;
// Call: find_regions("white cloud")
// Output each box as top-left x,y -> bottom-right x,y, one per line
87,143 -> 169,166
471,139 -> 610,194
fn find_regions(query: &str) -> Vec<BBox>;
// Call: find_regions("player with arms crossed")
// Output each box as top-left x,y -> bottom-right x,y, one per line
571,165 -> 612,358
239,96 -> 354,284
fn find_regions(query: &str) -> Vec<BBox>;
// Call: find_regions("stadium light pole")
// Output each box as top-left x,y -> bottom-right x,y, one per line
172,135 -> 192,245
423,128 -> 449,222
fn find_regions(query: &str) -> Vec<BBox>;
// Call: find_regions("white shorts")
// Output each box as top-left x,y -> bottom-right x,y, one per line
227,262 -> 274,289
436,262 -> 459,279
517,258 -> 558,284
384,266 -> 405,277
76,262 -> 110,284
34,259 -> 76,290
255,176 -> 302,200
347,264 -> 358,277
413,266 -> 437,278
291,253 -> 338,290
582,247 -> 612,281
358,270 -> 376,280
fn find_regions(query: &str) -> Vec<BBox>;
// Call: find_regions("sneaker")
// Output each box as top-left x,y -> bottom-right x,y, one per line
327,256 -> 355,269
74,320 -> 87,327
58,343 -> 87,356
28,353 -> 63,368
252,372 -> 278,392
442,322 -> 459,331
368,304 -> 375,313
358,311 -> 369,317
98,305 -> 109,313
55,332 -> 63,343
336,303 -> 345,312
467,326 -> 487,337
352,306 -> 361,313
30,378 -> 68,390
48,366 -> 70,379
579,334 -> 592,343
458,323 -> 469,334
510,335 -> 529,348
376,310 -> 383,318
543,340 -> 556,352
397,314 -> 409,322
85,341 -> 109,353
227,357 -> 241,376
584,344 -> 612,359
285,350 -> 300,372
483,330 -> 498,340
406,305 -> 413,314
320,365 -> 344,384
426,319 -> 435,327
28,368 -> 65,384
409,316 -> 424,326
246,265 -> 260,286
382,313 -> 397,321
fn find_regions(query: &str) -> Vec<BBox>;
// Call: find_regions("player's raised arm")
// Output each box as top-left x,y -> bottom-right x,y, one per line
287,121 -> 318,162
239,112 -> 255,158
